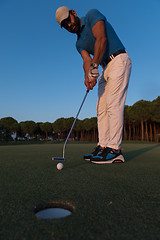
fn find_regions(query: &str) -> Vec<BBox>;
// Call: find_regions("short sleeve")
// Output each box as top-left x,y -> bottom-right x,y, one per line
86,9 -> 106,29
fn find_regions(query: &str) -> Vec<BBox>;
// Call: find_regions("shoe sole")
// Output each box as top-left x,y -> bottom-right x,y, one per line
91,155 -> 125,164
84,158 -> 91,161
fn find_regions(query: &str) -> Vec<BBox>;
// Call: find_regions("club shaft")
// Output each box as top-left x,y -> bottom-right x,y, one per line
63,90 -> 89,158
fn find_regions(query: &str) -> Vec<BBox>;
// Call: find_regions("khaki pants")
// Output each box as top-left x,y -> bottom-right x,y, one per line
97,53 -> 132,149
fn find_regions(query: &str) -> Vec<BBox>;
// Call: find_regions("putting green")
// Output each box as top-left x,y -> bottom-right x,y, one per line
0,142 -> 160,240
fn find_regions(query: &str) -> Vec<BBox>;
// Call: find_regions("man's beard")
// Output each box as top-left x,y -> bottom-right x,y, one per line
68,16 -> 81,34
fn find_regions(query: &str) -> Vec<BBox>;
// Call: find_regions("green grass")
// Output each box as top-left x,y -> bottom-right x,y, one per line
0,143 -> 160,240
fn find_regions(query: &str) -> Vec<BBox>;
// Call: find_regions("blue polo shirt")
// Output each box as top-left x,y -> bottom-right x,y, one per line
76,9 -> 125,65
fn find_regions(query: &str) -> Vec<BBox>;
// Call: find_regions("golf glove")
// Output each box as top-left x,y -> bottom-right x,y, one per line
88,66 -> 99,82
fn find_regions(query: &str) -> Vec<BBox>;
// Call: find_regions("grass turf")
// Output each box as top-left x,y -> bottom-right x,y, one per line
0,142 -> 160,240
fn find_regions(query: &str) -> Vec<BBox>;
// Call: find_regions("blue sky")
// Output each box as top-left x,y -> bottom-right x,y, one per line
0,0 -> 160,123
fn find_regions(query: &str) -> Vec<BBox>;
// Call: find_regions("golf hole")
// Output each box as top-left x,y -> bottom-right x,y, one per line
34,202 -> 74,219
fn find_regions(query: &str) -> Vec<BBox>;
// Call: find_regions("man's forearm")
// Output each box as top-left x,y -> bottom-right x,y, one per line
83,59 -> 92,78
81,49 -> 98,90
92,37 -> 107,65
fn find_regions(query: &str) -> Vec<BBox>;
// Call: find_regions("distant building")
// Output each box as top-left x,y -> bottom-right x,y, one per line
11,132 -> 17,140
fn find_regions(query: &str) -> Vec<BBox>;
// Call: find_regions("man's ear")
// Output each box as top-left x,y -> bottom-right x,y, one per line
71,10 -> 77,17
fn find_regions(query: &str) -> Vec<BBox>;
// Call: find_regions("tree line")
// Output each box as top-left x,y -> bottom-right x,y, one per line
0,96 -> 160,143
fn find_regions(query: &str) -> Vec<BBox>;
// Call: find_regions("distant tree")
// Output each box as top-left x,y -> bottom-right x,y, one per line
74,119 -> 82,141
0,117 -> 19,141
0,117 -> 19,133
39,122 -> 52,140
130,100 -> 152,141
52,117 -> 77,141
151,96 -> 160,142
82,118 -> 97,141
52,118 -> 66,140
0,125 -> 6,141
20,121 -> 38,138
65,117 -> 75,138
124,106 -> 131,140
80,118 -> 89,141
128,105 -> 138,140
89,117 -> 97,142
77,119 -> 86,141
36,122 -> 43,140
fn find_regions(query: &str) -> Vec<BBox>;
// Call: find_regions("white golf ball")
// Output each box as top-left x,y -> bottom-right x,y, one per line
57,163 -> 64,170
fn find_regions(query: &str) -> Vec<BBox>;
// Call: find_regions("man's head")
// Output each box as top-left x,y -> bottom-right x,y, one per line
55,6 -> 81,34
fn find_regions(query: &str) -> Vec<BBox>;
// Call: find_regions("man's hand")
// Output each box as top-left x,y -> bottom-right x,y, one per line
87,64 -> 99,90
88,66 -> 99,80
85,76 -> 97,91
81,50 -> 100,91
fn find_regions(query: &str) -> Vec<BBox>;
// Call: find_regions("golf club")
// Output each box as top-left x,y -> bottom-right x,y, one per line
52,90 -> 89,161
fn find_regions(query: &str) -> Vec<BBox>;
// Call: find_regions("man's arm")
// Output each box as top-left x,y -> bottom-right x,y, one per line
81,20 -> 107,91
81,50 -> 97,91
91,20 -> 107,65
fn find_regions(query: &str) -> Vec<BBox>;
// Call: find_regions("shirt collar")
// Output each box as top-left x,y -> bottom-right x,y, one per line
81,17 -> 85,27
77,17 -> 85,39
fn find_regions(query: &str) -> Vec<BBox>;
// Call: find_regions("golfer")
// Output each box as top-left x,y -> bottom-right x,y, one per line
55,7 -> 132,164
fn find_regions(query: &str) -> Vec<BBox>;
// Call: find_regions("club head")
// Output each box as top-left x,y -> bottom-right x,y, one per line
51,157 -> 65,161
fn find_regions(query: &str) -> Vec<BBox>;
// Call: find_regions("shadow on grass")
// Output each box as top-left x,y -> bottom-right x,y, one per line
66,143 -> 160,167
124,144 -> 160,162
